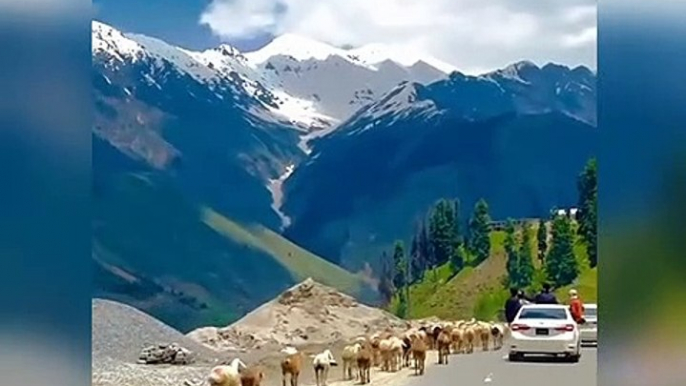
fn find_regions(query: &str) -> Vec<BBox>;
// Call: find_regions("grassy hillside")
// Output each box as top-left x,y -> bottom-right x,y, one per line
94,171 -> 372,332
202,208 -> 369,297
391,232 -> 507,320
392,224 -> 597,321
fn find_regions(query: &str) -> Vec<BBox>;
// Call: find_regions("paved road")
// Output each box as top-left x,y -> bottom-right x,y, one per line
404,347 -> 597,386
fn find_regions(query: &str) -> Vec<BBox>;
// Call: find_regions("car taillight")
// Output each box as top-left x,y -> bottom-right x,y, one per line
554,324 -> 575,332
511,323 -> 531,331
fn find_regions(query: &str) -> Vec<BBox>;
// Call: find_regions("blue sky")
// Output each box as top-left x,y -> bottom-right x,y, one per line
92,0 -> 272,51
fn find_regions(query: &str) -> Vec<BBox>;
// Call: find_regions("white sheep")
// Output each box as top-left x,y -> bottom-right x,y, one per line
312,349 -> 337,386
341,343 -> 362,380
208,358 -> 247,386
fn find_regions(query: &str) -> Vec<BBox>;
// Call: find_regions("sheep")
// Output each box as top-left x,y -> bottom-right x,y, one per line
490,323 -> 505,350
312,349 -> 337,386
388,337 -> 405,372
356,341 -> 373,384
370,335 -> 382,367
280,349 -> 303,386
378,338 -> 393,372
450,326 -> 465,354
436,329 -> 452,365
430,325 -> 443,350
463,325 -> 476,354
240,367 -> 265,386
476,322 -> 491,351
341,343 -> 361,381
401,335 -> 413,368
208,358 -> 247,386
410,334 -> 427,376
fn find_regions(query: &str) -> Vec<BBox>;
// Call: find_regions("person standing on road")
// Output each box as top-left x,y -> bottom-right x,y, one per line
505,287 -> 523,324
534,283 -> 559,304
568,289 -> 586,324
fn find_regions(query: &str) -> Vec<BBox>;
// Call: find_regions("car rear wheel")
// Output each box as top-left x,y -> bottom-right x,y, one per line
567,353 -> 581,363
508,353 -> 523,362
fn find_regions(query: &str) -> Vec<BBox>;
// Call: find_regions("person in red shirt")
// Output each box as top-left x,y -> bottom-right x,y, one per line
568,289 -> 585,324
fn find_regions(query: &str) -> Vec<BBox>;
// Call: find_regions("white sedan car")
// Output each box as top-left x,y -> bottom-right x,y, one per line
508,304 -> 581,362
579,303 -> 597,344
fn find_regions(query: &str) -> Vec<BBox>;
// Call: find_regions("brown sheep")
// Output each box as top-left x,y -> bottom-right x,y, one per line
463,325 -> 476,354
370,336 -> 382,368
477,322 -> 491,351
280,352 -> 303,386
450,326 -> 465,354
411,335 -> 427,376
240,367 -> 265,386
431,325 -> 443,350
436,330 -> 452,365
490,323 -> 505,350
356,341 -> 373,384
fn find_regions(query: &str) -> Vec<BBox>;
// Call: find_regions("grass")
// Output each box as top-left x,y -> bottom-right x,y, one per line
201,207 -> 367,297
392,231 -> 508,319
392,225 -> 598,321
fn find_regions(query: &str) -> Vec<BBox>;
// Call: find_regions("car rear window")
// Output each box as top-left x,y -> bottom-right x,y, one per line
584,307 -> 597,317
518,308 -> 568,320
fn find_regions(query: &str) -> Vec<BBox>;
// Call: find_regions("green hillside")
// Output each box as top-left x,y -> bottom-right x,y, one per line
93,172 -> 372,331
201,208 -> 368,296
392,225 -> 597,321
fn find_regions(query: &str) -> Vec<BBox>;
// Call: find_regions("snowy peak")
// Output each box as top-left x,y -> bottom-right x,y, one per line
92,20 -> 144,62
246,33 -> 353,65
347,43 -> 457,74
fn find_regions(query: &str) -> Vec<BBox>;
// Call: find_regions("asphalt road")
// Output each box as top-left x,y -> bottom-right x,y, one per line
404,347 -> 597,386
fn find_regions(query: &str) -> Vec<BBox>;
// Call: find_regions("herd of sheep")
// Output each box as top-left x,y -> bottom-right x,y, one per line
207,319 -> 509,386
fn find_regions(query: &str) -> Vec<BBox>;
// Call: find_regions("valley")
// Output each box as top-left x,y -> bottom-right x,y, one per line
92,20 -> 597,332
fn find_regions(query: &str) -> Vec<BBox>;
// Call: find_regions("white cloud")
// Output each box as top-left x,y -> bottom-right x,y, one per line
562,26 -> 597,48
200,0 -> 596,73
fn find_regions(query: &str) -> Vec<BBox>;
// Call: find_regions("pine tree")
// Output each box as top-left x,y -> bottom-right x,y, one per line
504,219 -> 519,286
518,222 -> 535,288
392,241 -> 407,291
377,251 -> 395,306
392,241 -> 409,318
537,220 -> 547,262
468,198 -> 492,265
546,214 -> 579,287
429,200 -> 455,267
451,243 -> 467,273
453,199 -> 462,244
577,158 -> 598,268
409,231 -> 423,283
417,219 -> 430,269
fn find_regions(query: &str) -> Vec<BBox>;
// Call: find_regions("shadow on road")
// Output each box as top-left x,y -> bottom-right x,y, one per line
507,355 -> 580,364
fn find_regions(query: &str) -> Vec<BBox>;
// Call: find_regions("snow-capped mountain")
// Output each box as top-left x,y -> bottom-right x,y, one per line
246,35 -> 452,126
93,21 -> 453,144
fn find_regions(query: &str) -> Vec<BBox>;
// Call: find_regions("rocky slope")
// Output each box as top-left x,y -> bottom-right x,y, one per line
187,278 -> 410,351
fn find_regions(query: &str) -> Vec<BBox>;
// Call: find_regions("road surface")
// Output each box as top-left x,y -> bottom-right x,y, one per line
404,347 -> 597,386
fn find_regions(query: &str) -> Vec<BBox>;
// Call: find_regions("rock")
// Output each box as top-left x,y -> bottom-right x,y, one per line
138,343 -> 194,365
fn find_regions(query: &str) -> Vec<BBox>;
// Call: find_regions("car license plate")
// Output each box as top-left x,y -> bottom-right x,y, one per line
535,328 -> 549,336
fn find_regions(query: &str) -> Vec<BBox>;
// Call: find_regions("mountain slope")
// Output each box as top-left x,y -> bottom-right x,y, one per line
283,68 -> 597,271
93,143 -> 374,331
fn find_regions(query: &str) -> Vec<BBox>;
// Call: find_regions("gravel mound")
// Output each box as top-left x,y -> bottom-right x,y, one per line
92,299 -> 221,365
187,278 -> 410,351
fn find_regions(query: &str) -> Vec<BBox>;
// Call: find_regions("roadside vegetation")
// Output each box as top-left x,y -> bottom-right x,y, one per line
386,158 -> 598,320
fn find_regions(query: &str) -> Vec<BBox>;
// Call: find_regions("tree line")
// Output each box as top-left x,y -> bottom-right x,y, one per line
378,198 -> 492,317
378,157 -> 597,316
506,157 -> 597,291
